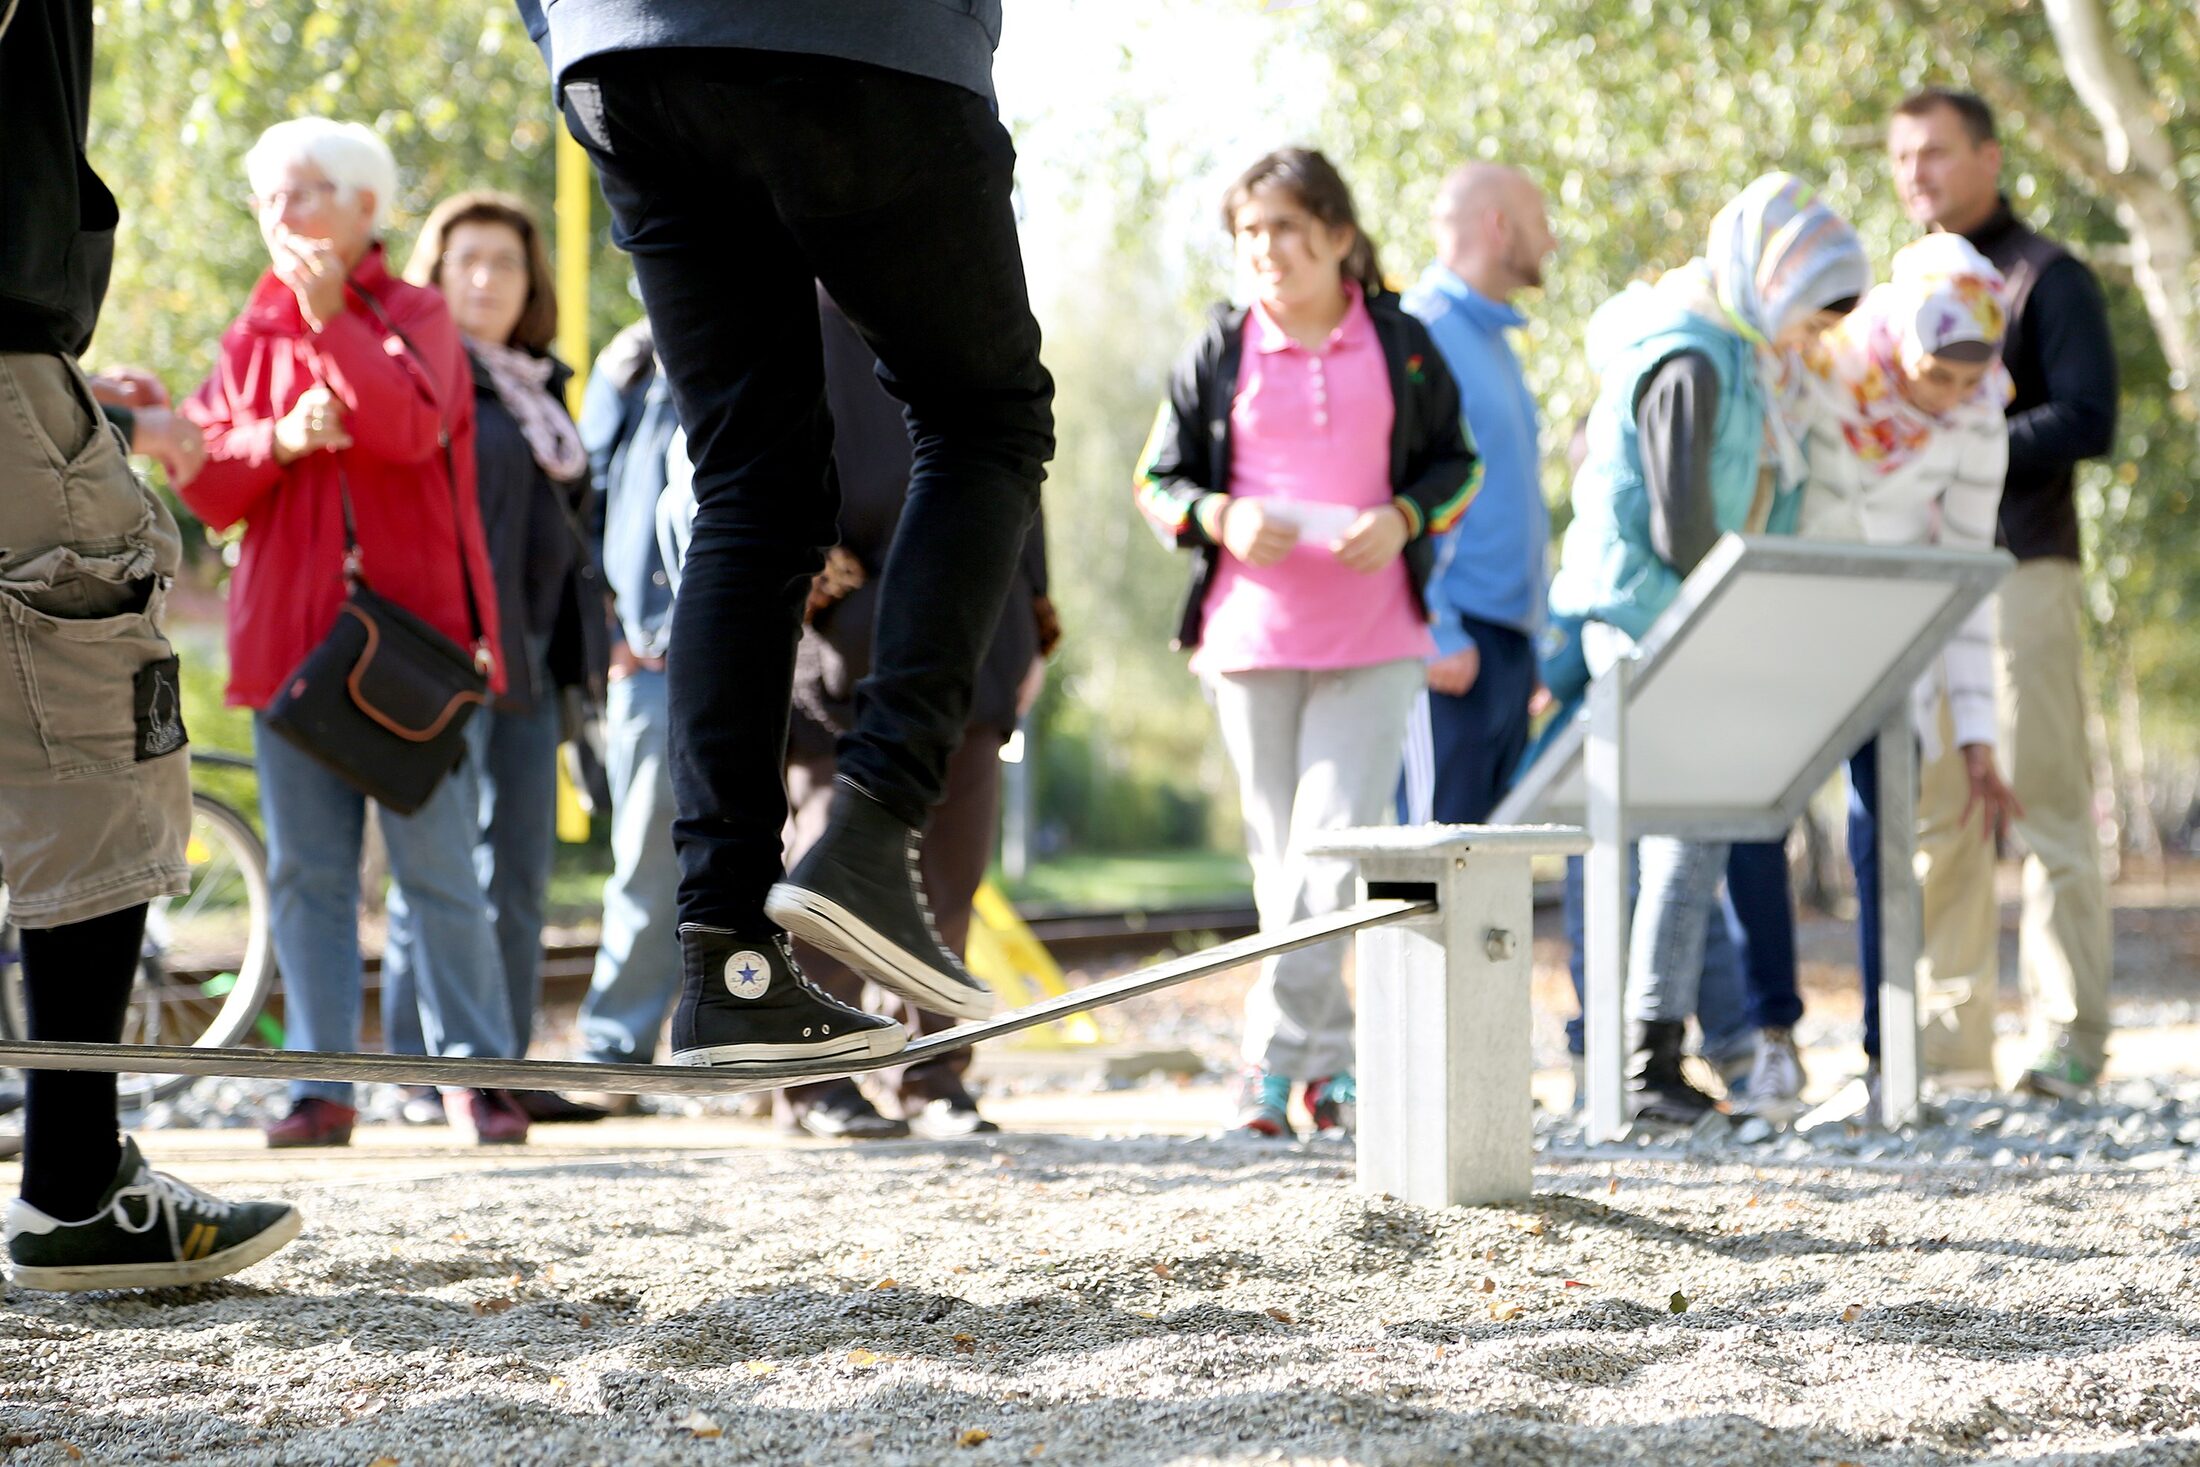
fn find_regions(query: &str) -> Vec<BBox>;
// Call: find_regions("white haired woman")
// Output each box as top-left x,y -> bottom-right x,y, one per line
180,118 -> 528,1147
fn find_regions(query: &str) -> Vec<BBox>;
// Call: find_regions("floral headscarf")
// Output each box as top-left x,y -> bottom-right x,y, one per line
1802,233 -> 2012,477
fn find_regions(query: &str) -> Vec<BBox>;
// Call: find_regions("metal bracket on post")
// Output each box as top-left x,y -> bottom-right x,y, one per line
1876,711 -> 1923,1127
1308,823 -> 1588,1209
1583,656 -> 1633,1144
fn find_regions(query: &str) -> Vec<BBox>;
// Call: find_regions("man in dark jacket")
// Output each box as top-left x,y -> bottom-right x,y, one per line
516,1 -> 1056,1072
778,295 -> 1053,1139
1888,88 -> 2119,1097
1,0 -> 300,1290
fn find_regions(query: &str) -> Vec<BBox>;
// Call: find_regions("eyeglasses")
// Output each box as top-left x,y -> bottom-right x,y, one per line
247,182 -> 339,214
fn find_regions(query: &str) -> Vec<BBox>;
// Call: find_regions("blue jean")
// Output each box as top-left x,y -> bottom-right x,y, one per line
1848,737 -> 1894,1061
1399,614 -> 1538,825
576,668 -> 682,1064
384,695 -> 563,1058
1724,839 -> 1803,1032
1564,848 -> 1748,1060
255,714 -> 516,1105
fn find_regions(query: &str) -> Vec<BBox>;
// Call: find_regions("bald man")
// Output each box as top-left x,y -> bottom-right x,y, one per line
1399,165 -> 1556,824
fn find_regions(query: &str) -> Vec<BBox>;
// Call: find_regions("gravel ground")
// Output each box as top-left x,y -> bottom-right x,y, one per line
5,1132 -> 2200,1466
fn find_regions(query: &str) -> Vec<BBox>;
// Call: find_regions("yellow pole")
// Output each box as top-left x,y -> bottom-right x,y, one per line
555,124 -> 592,415
552,121 -> 593,844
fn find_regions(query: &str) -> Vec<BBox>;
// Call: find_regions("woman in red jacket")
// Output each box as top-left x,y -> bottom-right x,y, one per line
181,118 -> 527,1148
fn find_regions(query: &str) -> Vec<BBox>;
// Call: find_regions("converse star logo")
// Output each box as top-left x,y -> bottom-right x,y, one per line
723,951 -> 772,1001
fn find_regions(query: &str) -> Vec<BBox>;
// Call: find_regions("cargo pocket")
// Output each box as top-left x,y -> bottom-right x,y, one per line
0,557 -> 182,782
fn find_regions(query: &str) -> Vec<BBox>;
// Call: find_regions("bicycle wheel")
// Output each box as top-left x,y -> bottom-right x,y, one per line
0,790 -> 277,1108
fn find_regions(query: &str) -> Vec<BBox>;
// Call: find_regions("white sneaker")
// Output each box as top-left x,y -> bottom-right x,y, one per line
1733,1027 -> 1804,1119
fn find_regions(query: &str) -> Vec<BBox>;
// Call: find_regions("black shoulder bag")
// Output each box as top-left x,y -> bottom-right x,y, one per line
263,289 -> 495,816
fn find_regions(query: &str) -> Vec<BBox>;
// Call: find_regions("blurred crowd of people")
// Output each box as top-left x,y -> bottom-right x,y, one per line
1139,88 -> 2115,1137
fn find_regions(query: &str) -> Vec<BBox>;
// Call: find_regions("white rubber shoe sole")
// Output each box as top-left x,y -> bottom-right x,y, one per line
7,1207 -> 303,1293
765,884 -> 998,1021
671,1022 -> 906,1070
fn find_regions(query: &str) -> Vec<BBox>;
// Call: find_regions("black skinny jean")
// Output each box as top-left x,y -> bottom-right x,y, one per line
562,51 -> 1055,933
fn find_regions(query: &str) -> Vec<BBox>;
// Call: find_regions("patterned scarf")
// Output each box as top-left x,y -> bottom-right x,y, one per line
1801,234 -> 2012,478
467,335 -> 588,482
1657,173 -> 1871,487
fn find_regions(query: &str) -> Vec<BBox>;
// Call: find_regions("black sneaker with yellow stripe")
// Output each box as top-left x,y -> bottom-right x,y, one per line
5,1137 -> 302,1292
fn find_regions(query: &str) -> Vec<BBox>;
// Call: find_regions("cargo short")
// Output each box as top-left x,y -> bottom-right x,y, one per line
0,351 -> 189,929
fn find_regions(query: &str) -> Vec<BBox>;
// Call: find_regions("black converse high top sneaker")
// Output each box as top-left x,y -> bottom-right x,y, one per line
670,927 -> 906,1068
766,778 -> 997,1021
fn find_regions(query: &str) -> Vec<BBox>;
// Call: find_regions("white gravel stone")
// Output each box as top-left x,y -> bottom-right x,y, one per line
6,1134 -> 2200,1464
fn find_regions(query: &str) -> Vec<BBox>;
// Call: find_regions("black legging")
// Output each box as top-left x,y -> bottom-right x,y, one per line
18,903 -> 143,1218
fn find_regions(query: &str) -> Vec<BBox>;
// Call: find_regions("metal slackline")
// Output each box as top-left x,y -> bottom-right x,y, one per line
0,897 -> 1434,1098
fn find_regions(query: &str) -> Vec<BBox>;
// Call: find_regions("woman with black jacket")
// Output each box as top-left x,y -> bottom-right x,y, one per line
380,192 -> 609,1132
1135,148 -> 1477,1141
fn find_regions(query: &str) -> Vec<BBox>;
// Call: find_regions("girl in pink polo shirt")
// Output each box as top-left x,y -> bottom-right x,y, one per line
1136,148 -> 1478,1138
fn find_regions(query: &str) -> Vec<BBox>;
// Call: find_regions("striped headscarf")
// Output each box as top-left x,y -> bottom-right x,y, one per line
1657,172 -> 1870,486
1706,172 -> 1871,349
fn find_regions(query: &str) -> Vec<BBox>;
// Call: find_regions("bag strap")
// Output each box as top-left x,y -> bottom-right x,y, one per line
333,280 -> 493,675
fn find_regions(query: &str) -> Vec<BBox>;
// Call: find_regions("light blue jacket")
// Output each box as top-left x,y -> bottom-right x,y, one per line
1547,282 -> 1796,642
1403,267 -> 1547,646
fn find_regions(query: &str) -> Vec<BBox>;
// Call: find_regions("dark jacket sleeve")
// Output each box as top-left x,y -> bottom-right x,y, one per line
2006,255 -> 2117,492
1134,328 -> 1221,548
99,402 -> 136,445
1636,349 -> 1722,576
1391,316 -> 1478,539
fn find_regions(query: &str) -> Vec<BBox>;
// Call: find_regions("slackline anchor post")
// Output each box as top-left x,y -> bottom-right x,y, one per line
1309,824 -> 1588,1208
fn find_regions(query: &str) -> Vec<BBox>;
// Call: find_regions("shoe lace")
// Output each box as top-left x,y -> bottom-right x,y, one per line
111,1169 -> 233,1236
775,934 -> 871,1019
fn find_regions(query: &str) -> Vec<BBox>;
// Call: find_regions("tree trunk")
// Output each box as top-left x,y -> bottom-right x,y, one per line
2041,0 -> 2200,388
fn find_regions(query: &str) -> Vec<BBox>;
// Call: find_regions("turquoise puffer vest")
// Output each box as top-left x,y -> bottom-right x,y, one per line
1548,282 -> 1799,642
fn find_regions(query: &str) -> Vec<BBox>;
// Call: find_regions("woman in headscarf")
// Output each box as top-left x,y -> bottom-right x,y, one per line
1796,232 -> 2020,1092
1546,171 -> 1870,1124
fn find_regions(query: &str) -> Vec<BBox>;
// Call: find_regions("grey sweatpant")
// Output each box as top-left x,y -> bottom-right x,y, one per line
1205,659 -> 1425,1079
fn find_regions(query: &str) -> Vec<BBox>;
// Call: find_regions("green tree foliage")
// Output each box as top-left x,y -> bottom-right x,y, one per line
85,0 -> 633,448
1287,0 -> 2200,762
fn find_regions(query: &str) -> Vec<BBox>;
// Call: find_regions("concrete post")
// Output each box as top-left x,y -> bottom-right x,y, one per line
1583,657 -> 1633,1143
1308,824 -> 1588,1208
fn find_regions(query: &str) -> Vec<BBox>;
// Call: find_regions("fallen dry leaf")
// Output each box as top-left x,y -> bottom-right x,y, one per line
1264,1307 -> 1294,1324
746,1360 -> 777,1376
1490,1301 -> 1524,1322
470,1298 -> 517,1317
1151,1262 -> 1172,1279
874,1278 -> 898,1290
577,1312 -> 593,1329
951,1265 -> 972,1274
1668,1291 -> 1690,1315
848,1348 -> 882,1368
1480,1276 -> 1497,1294
364,1458 -> 398,1467
953,1333 -> 977,1355
679,1411 -> 723,1439
1516,1219 -> 1546,1237
1607,1178 -> 1619,1195
959,1428 -> 992,1448
61,1446 -> 83,1463
1562,1280 -> 1587,1290
1841,1304 -> 1864,1323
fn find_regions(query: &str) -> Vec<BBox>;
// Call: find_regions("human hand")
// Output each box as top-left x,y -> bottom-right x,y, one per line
1218,499 -> 1299,567
1527,682 -> 1554,718
1427,643 -> 1481,697
608,641 -> 642,684
1332,504 -> 1411,574
131,407 -> 207,489
1958,742 -> 2024,843
270,230 -> 349,332
273,385 -> 352,465
1016,654 -> 1048,719
86,366 -> 170,409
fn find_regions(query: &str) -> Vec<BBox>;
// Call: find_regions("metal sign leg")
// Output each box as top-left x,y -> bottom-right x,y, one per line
1584,658 -> 1632,1144
1876,713 -> 1923,1126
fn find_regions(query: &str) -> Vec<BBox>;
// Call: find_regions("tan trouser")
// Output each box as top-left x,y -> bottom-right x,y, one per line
1915,558 -> 2111,1071
0,352 -> 189,927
